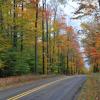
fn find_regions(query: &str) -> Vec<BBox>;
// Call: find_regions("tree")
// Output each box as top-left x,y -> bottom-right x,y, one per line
81,22 -> 100,73
0,0 -> 86,77
73,0 -> 99,19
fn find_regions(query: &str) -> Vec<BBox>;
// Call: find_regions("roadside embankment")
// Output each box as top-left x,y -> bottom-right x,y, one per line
78,73 -> 100,100
0,74 -> 59,90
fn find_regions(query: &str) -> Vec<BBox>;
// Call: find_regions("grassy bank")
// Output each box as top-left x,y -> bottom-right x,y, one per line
78,73 -> 100,100
0,74 -> 57,90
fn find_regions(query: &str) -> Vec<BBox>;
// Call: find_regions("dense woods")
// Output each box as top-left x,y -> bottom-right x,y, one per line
74,0 -> 100,73
81,21 -> 100,73
0,0 -> 99,77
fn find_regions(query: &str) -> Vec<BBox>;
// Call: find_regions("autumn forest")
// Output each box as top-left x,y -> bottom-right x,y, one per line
0,0 -> 100,77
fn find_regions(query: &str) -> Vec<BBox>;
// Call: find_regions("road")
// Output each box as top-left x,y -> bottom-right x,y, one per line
0,75 -> 86,100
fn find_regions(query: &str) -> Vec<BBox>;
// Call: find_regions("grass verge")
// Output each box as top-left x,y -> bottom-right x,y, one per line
78,73 -> 100,100
0,74 -> 57,90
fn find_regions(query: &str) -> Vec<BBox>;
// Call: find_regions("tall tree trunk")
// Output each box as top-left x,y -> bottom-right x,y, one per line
48,19 -> 52,73
0,0 -> 3,33
57,46 -> 60,74
13,0 -> 17,49
42,0 -> 45,74
66,51 -> 69,75
45,0 -> 49,74
34,0 -> 39,73
20,1 -> 24,52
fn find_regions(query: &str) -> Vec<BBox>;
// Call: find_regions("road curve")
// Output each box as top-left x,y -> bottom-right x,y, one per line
0,75 -> 86,100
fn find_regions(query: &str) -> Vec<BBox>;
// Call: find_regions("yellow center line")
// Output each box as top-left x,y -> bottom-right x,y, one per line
7,77 -> 70,100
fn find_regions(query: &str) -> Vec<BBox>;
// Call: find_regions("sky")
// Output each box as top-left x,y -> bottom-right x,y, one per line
63,1 -> 81,28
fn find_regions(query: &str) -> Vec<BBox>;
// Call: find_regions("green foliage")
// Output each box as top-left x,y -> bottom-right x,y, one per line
0,49 -> 36,77
0,49 -> 17,77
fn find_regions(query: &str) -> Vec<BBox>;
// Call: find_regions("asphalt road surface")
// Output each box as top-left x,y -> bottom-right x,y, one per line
0,75 -> 86,100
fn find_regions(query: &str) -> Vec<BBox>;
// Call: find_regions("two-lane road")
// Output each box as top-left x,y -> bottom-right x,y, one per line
0,75 -> 86,100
